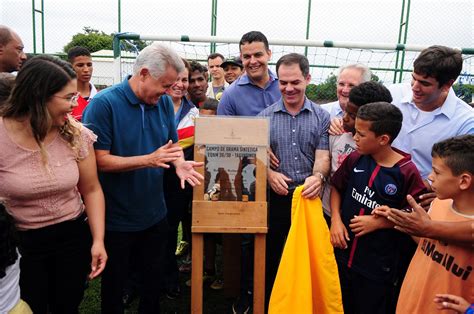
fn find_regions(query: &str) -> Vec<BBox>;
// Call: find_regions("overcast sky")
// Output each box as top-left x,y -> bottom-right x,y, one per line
2,0 -> 472,52
1,0 -> 472,83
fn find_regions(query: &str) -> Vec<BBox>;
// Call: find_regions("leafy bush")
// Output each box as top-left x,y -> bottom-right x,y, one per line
306,74 -> 337,103
453,83 -> 473,104
306,72 -> 380,103
63,27 -> 149,54
63,27 -> 113,53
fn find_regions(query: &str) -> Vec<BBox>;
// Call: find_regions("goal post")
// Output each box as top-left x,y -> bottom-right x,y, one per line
112,32 -> 474,88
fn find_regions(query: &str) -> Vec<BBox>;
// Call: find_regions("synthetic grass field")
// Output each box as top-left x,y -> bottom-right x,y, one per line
79,228 -> 234,313
79,275 -> 234,314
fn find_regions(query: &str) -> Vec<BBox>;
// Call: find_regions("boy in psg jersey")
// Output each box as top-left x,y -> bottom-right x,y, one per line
329,102 -> 427,314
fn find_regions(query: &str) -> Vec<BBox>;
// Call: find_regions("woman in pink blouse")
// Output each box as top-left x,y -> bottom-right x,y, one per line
0,55 -> 107,313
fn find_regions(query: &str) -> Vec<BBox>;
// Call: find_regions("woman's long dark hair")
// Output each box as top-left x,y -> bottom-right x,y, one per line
0,203 -> 18,278
0,55 -> 83,166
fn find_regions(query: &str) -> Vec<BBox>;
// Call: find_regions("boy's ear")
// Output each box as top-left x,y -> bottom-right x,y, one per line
379,134 -> 391,146
459,172 -> 472,191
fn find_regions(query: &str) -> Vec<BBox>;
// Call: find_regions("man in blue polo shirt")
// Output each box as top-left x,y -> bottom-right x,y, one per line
217,31 -> 280,117
258,53 -> 330,309
217,31 -> 281,314
83,43 -> 203,313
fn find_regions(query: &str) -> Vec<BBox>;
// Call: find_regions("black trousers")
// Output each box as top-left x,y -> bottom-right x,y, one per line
239,233 -> 254,294
337,259 -> 397,314
101,218 -> 168,314
163,182 -> 192,289
265,189 -> 294,308
18,213 -> 91,314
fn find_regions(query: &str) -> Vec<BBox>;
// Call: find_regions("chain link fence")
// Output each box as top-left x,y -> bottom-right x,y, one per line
2,0 -> 473,100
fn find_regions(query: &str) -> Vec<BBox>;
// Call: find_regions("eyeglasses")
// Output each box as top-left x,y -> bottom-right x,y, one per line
53,92 -> 80,104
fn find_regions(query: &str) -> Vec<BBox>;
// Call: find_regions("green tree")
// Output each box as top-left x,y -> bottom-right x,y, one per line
306,71 -> 382,103
306,74 -> 338,103
371,73 -> 380,82
63,27 -> 113,53
453,83 -> 473,104
63,27 -> 150,55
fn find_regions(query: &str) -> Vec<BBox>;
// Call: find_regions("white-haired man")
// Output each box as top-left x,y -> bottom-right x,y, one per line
321,63 -> 372,118
83,43 -> 203,313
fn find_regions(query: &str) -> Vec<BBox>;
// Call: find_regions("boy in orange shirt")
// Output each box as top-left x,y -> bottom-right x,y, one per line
377,135 -> 474,313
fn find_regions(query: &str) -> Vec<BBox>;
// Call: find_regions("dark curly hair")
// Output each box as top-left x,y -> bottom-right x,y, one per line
0,202 -> 18,278
189,60 -> 208,76
349,81 -> 392,107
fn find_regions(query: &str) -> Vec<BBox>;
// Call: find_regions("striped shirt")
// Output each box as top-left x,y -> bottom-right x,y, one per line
258,98 -> 330,189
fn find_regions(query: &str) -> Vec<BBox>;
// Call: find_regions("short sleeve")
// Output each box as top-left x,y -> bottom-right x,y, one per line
82,97 -> 113,150
217,91 -> 235,116
257,107 -> 270,118
399,161 -> 428,209
78,126 -> 97,160
331,151 -> 360,193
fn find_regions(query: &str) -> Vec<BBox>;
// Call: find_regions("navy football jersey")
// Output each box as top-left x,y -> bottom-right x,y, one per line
331,149 -> 426,283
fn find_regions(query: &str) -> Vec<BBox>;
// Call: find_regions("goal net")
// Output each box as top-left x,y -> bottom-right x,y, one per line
112,34 -> 474,101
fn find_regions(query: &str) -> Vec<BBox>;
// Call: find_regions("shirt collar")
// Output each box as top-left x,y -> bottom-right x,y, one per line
238,70 -> 278,87
436,88 -> 457,119
182,96 -> 196,110
334,102 -> 343,116
274,97 -> 313,114
404,87 -> 457,120
122,75 -> 142,106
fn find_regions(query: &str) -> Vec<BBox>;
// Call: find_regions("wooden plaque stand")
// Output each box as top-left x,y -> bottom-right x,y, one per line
191,117 -> 268,314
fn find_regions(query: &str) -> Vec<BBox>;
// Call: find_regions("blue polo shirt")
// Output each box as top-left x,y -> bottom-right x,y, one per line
217,70 -> 280,116
83,76 -> 178,232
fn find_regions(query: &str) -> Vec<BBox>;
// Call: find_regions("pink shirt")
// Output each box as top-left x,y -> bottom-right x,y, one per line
0,118 -> 97,230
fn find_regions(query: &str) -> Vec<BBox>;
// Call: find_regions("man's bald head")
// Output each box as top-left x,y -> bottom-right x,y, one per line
0,25 -> 27,73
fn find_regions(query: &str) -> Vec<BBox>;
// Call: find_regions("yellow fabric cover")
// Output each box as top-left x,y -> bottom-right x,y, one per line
269,186 -> 343,314
9,299 -> 32,314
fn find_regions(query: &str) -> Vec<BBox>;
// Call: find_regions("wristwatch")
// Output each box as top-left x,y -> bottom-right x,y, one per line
314,171 -> 326,183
